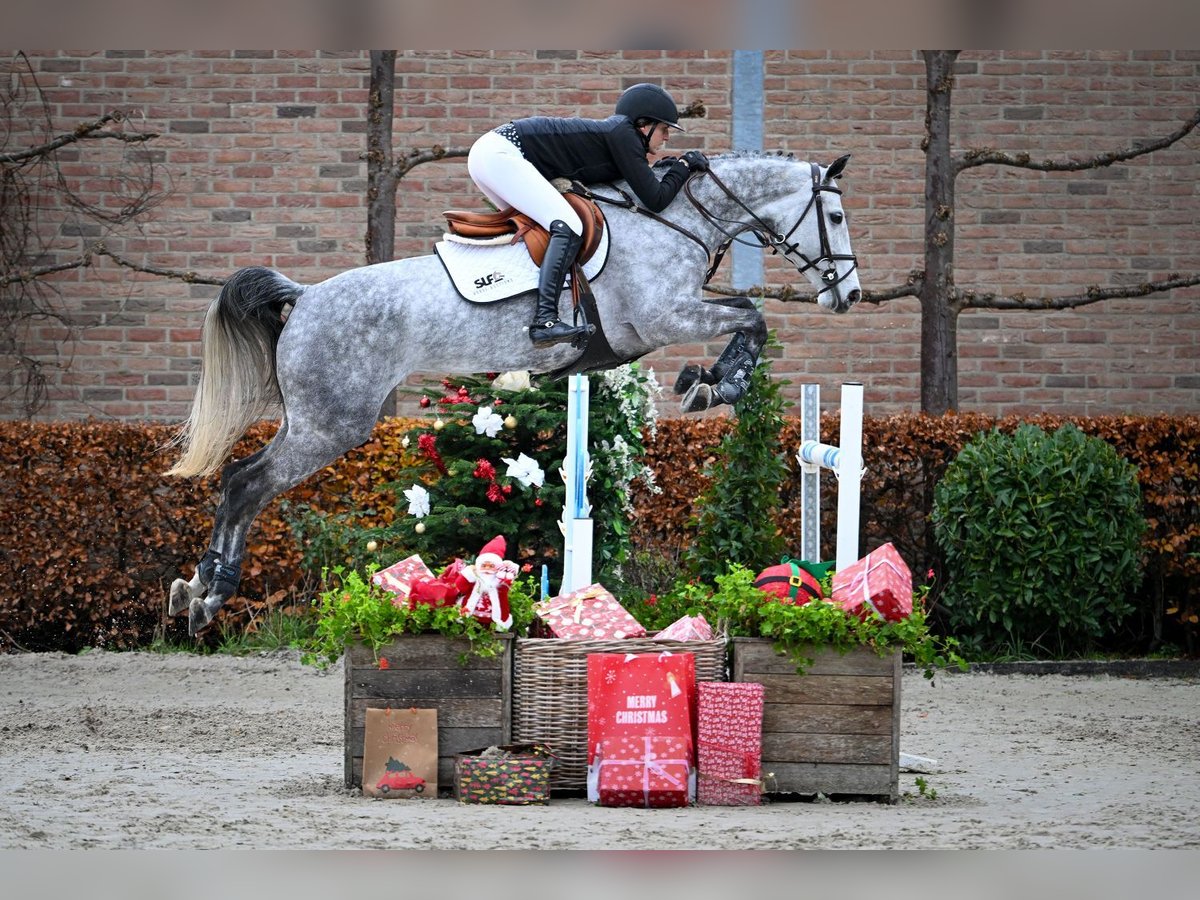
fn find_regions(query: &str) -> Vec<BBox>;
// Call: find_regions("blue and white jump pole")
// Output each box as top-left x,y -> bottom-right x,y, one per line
559,373 -> 593,594
796,382 -> 864,570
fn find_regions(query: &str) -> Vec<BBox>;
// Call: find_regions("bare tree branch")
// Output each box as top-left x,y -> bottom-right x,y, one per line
391,146 -> 470,180
955,107 -> 1200,173
0,111 -> 158,164
1,244 -> 226,287
94,246 -> 226,284
704,270 -> 923,305
957,273 -> 1200,310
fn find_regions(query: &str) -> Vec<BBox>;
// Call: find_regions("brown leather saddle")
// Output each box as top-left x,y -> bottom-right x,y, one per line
442,192 -> 606,267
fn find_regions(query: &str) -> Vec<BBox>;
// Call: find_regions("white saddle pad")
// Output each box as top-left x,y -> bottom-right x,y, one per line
434,223 -> 609,303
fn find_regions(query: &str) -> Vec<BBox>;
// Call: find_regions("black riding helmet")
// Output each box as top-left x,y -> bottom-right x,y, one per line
615,83 -> 685,132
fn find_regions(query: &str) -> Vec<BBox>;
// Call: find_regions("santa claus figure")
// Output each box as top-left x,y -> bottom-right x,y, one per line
455,535 -> 518,630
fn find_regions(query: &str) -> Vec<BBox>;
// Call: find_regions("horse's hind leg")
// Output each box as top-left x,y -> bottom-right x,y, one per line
168,438 -> 279,617
187,419 -> 375,636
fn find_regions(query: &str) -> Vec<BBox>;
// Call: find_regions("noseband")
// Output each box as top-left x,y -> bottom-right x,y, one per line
682,163 -> 858,295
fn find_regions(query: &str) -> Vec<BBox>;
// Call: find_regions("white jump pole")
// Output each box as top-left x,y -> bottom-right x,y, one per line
796,382 -> 864,570
559,373 -> 594,595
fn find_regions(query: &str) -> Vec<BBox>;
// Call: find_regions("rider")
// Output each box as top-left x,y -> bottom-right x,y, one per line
468,83 -> 710,348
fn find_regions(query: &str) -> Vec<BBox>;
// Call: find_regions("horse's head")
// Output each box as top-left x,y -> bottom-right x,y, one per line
770,154 -> 861,313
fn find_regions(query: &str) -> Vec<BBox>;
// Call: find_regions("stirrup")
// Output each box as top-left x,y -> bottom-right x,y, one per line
530,319 -> 588,348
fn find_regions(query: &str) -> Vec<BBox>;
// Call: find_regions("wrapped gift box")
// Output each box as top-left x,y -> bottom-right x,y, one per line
696,681 -> 765,806
654,613 -> 714,642
593,735 -> 692,808
831,542 -> 913,622
535,584 -> 646,640
453,743 -> 555,805
371,554 -> 435,607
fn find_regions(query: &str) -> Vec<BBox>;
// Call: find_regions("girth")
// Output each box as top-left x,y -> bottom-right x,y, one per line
442,192 -> 605,267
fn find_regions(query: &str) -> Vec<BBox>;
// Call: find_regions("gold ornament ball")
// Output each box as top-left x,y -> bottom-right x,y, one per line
503,414 -> 518,430
415,522 -> 426,534
433,418 -> 445,431
366,540 -> 378,552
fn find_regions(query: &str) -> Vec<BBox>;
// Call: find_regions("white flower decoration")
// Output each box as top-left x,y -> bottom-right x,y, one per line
502,452 -> 545,488
472,405 -> 504,438
491,370 -> 531,392
403,484 -> 430,518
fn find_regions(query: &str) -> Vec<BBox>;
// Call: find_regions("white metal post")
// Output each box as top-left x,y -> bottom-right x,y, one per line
795,382 -> 864,569
559,374 -> 594,595
835,382 -> 864,570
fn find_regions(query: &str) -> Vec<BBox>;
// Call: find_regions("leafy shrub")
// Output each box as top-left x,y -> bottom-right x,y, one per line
931,423 -> 1146,657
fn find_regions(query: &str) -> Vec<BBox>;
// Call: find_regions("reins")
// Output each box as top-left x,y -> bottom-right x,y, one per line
574,159 -> 858,294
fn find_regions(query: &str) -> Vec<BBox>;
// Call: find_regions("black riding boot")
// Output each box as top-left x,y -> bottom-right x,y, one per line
529,220 -> 588,348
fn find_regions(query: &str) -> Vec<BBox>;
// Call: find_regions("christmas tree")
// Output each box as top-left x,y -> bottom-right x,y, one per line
378,366 -> 659,585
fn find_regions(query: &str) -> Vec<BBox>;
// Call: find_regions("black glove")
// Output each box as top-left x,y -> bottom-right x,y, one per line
682,150 -> 710,171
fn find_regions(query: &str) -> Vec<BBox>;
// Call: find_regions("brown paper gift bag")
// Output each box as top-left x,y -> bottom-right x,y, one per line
362,707 -> 438,799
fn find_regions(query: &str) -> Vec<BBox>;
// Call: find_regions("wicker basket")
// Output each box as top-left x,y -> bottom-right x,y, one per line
511,636 -> 728,790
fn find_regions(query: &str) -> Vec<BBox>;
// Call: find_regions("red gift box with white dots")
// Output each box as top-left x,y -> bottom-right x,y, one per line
830,542 -> 914,622
534,583 -> 647,640
370,554 -> 434,608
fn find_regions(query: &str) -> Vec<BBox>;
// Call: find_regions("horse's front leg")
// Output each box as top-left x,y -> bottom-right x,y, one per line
679,304 -> 767,412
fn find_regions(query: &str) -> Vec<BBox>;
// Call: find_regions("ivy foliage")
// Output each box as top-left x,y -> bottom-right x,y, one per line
301,564 -> 539,667
623,564 -> 965,678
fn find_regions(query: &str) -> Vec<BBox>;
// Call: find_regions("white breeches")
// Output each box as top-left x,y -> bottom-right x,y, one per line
467,130 -> 583,236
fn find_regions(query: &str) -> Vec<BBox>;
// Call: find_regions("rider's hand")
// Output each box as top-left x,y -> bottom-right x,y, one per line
682,150 -> 710,171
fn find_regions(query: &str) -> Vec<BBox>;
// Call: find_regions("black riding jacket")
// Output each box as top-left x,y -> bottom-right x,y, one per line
511,115 -> 691,213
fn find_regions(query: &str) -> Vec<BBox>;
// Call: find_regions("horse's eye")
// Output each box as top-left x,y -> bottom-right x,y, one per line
830,211 -> 844,225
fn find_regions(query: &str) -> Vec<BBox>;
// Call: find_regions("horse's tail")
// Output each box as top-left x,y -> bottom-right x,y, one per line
165,267 -> 305,478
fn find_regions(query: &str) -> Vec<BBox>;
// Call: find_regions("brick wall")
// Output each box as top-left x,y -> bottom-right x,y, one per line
3,49 -> 1197,421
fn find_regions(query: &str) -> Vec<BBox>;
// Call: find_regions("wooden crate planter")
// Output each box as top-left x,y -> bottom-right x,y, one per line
731,638 -> 899,802
344,634 -> 511,792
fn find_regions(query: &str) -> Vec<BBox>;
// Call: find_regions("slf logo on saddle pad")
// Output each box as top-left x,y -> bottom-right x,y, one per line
435,225 -> 610,304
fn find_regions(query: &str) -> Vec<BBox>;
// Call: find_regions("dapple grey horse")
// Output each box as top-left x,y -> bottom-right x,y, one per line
166,152 -> 861,634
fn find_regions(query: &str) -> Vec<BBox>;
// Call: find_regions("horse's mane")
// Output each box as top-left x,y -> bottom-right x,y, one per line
653,149 -> 798,170
711,149 -> 797,162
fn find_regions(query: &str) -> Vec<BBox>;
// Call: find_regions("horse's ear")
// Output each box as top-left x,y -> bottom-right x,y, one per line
824,154 -> 850,183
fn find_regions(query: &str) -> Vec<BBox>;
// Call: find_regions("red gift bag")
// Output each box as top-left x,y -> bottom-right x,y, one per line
585,652 -> 696,806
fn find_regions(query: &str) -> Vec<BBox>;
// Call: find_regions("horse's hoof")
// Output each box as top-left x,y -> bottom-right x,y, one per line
168,579 -> 193,616
673,364 -> 704,395
680,382 -> 713,413
188,597 -> 216,637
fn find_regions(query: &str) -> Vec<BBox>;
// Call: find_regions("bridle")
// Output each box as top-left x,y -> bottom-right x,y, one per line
577,159 -> 858,296
683,163 -> 858,295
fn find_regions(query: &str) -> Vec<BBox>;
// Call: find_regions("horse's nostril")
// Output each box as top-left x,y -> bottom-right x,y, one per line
847,289 -> 861,305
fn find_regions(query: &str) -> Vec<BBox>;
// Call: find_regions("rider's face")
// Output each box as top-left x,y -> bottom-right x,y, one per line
642,122 -> 670,155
